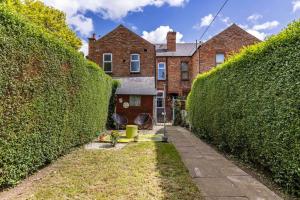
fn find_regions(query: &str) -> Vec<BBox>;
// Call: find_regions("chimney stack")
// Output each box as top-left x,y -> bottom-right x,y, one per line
88,33 -> 96,57
167,31 -> 176,52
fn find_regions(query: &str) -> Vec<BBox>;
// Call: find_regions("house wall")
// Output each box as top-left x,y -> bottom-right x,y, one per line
116,95 -> 154,126
88,25 -> 156,78
156,56 -> 192,96
191,24 -> 260,78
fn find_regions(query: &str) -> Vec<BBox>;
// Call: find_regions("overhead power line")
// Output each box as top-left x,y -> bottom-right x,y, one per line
199,0 -> 230,42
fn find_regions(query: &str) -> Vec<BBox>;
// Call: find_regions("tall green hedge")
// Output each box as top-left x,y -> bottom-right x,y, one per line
0,6 -> 112,188
187,21 -> 300,195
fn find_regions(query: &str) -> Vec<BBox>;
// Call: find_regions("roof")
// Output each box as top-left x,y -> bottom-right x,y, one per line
96,24 -> 155,47
155,43 -> 199,57
115,77 -> 156,95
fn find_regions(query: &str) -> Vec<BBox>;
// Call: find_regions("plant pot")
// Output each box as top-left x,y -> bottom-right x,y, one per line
98,134 -> 106,142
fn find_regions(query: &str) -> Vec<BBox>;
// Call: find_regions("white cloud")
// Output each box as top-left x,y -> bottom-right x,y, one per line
43,0 -> 188,21
193,14 -> 214,29
247,14 -> 263,23
245,29 -> 267,40
292,0 -> 300,12
80,40 -> 89,56
43,0 -> 188,41
253,21 -> 280,31
238,24 -> 266,40
142,25 -> 183,43
67,14 -> 94,36
220,16 -> 232,27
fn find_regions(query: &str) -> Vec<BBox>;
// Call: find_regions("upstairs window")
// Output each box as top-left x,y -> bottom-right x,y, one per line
158,62 -> 166,80
129,95 -> 141,107
216,53 -> 225,65
130,54 -> 140,72
103,53 -> 112,72
181,62 -> 189,80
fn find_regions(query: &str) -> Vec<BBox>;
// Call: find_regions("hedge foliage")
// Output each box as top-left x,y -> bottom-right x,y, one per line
0,6 -> 112,188
187,21 -> 300,195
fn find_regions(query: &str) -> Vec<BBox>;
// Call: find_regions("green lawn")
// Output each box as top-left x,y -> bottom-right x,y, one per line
26,142 -> 202,200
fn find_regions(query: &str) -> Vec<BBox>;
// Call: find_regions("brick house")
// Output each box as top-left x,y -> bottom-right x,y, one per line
155,24 -> 260,121
88,25 -> 156,125
87,24 -> 260,124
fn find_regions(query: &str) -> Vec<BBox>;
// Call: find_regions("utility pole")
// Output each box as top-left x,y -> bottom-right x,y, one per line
162,83 -> 168,142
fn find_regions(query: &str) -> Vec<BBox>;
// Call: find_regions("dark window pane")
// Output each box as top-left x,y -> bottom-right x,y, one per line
104,62 -> 112,72
104,54 -> 111,61
181,62 -> 188,71
131,54 -> 139,60
182,71 -> 189,80
131,61 -> 140,72
129,96 -> 141,106
157,98 -> 163,108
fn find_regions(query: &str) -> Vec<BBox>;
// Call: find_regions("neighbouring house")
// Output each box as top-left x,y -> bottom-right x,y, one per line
87,24 -> 260,125
155,24 -> 260,121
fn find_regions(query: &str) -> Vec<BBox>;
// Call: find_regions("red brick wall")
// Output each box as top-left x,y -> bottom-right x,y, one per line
116,95 -> 153,125
156,56 -> 192,95
88,25 -> 156,77
167,32 -> 176,51
191,24 -> 260,77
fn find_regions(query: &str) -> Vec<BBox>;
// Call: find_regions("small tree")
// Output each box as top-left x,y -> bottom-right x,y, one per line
106,80 -> 120,129
2,0 -> 82,49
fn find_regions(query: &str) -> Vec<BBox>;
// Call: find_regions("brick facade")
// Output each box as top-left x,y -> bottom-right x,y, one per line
88,24 -> 260,123
192,24 -> 260,77
88,25 -> 156,77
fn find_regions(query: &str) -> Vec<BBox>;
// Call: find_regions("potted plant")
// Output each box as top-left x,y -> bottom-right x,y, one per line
96,131 -> 106,142
110,130 -> 120,147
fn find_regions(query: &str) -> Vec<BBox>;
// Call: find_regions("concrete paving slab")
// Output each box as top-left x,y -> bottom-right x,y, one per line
167,126 -> 282,200
194,177 -> 245,197
227,176 -> 282,200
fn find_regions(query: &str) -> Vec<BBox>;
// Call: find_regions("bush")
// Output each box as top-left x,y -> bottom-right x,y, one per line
0,6 -> 112,188
187,20 -> 300,196
106,80 -> 120,129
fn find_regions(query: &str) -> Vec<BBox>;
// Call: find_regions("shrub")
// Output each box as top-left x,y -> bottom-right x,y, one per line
187,20 -> 300,196
106,80 -> 120,129
0,6 -> 112,188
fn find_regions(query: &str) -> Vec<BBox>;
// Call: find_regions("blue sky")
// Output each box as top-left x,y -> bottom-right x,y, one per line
43,0 -> 300,54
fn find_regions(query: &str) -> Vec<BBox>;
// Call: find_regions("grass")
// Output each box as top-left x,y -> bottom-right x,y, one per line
25,142 -> 202,200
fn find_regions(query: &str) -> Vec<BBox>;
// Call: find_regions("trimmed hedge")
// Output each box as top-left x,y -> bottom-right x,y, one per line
0,6 -> 112,188
187,21 -> 300,195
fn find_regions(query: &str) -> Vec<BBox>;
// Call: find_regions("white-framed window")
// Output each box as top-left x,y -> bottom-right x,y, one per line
129,95 -> 141,107
103,53 -> 112,72
130,54 -> 140,72
216,53 -> 225,65
156,91 -> 164,108
158,62 -> 166,80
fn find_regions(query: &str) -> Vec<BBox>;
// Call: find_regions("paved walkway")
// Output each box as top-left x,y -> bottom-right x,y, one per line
166,126 -> 282,200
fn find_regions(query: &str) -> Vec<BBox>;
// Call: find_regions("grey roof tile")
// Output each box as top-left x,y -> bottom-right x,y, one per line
155,43 -> 199,57
115,77 -> 156,95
